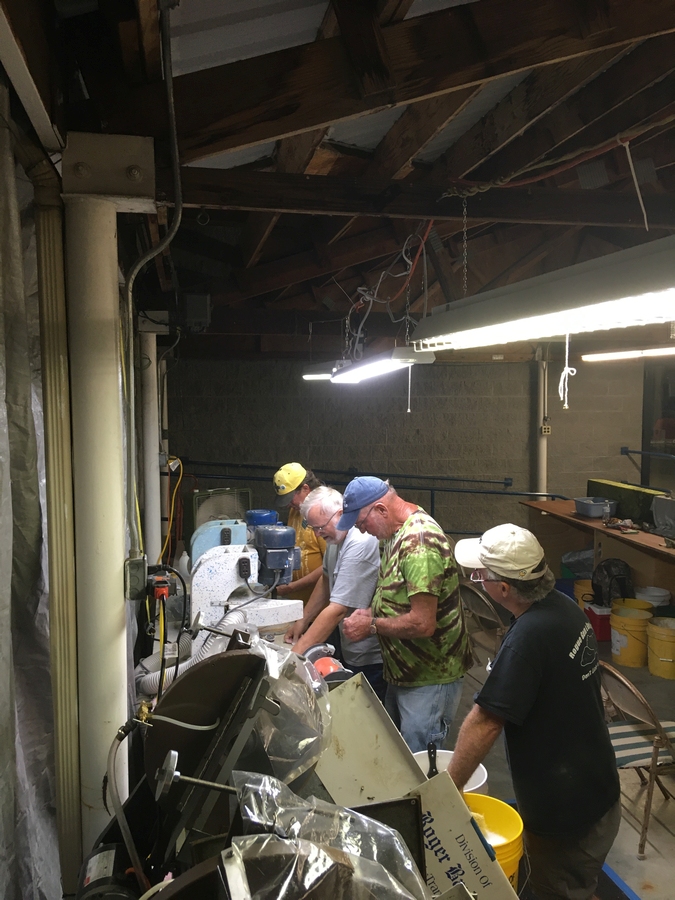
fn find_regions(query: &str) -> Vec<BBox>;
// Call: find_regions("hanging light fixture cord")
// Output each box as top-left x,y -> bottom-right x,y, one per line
558,334 -> 577,410
622,140 -> 649,232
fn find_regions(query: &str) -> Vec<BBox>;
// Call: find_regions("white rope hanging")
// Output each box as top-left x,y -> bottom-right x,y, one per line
558,334 -> 577,410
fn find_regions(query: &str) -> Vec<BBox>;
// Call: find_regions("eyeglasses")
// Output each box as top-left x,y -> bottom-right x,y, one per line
307,509 -> 340,533
356,505 -> 377,530
470,569 -> 499,583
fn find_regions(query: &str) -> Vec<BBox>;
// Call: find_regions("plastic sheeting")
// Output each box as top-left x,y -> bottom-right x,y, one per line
232,772 -> 430,900
224,834 -> 421,900
0,77 -> 60,899
250,643 -> 331,785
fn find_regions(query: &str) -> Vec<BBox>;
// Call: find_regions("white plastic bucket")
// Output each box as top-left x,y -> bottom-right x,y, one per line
636,587 -> 671,608
413,749 -> 488,793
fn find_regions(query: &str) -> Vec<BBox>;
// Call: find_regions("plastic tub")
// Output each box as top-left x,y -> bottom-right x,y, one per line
647,617 -> 675,680
635,587 -> 671,608
464,793 -> 523,890
610,607 -> 653,667
574,579 -> 593,607
412,750 -> 488,793
574,497 -> 617,518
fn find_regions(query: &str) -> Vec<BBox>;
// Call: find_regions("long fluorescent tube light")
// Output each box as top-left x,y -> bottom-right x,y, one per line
581,347 -> 675,362
412,234 -> 675,351
331,348 -> 435,384
302,359 -> 352,381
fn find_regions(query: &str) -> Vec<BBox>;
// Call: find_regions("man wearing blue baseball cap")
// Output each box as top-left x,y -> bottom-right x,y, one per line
341,476 -> 472,752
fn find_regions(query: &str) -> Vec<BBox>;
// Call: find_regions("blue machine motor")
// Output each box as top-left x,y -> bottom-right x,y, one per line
254,525 -> 300,586
245,509 -> 278,544
245,509 -> 278,526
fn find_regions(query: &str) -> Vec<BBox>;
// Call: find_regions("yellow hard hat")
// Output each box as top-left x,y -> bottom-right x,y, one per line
273,463 -> 307,507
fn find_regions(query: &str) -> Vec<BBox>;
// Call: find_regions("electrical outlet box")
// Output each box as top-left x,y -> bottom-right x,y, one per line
541,425 -> 552,435
125,556 -> 148,601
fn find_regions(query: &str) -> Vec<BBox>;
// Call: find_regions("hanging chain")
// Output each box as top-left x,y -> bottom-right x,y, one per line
462,197 -> 468,297
343,314 -> 350,356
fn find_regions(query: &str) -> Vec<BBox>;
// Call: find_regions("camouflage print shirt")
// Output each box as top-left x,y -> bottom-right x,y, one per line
372,508 -> 472,687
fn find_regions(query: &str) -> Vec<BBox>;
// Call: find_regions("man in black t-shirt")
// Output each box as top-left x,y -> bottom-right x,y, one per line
451,524 -> 620,900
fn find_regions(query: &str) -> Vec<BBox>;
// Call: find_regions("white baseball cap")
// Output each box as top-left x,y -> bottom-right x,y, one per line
455,524 -> 546,581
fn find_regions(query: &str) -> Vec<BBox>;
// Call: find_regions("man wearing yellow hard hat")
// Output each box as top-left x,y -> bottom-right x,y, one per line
273,463 -> 326,604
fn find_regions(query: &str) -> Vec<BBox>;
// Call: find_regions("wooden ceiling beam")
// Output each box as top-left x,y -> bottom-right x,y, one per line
135,0 -> 161,82
159,168 -> 675,228
475,226 -> 581,293
208,306 -> 399,337
104,0 -> 675,162
225,225 -> 402,302
474,35 -> 675,182
331,0 -> 393,99
440,48 -> 624,179
242,0 -> 414,267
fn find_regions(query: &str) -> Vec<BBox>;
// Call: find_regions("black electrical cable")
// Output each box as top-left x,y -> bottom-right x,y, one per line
161,564 -> 189,682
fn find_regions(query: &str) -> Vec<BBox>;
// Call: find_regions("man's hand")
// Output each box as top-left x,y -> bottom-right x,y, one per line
276,582 -> 293,596
284,619 -> 305,644
342,608 -> 373,642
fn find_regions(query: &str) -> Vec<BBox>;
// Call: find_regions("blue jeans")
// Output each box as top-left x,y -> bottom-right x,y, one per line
350,663 -> 387,704
384,679 -> 465,753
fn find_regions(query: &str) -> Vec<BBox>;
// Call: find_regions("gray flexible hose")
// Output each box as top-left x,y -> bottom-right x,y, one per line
135,630 -> 193,676
138,608 -> 246,696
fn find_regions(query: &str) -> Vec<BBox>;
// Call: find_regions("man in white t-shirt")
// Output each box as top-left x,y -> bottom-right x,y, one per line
285,486 -> 385,700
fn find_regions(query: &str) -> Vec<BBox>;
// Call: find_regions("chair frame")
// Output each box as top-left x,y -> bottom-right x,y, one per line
459,578 -> 507,667
599,660 -> 675,858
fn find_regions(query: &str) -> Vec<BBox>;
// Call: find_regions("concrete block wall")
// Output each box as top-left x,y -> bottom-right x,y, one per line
167,357 -> 643,540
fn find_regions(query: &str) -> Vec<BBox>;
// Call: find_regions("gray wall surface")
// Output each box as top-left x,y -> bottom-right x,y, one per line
167,358 -> 643,539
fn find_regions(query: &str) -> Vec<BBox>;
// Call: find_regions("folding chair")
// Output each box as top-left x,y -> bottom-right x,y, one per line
459,580 -> 507,670
599,660 -> 675,858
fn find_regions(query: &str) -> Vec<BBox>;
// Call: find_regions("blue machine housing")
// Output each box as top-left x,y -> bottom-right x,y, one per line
254,525 -> 301,586
190,519 -> 247,565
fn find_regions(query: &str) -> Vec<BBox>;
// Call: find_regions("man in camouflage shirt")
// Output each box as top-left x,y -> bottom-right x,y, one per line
340,476 -> 472,752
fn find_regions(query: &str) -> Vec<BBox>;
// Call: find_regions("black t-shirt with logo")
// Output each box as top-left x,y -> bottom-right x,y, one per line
476,590 -> 619,836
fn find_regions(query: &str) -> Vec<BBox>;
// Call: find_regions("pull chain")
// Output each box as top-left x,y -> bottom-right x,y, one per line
462,197 -> 468,297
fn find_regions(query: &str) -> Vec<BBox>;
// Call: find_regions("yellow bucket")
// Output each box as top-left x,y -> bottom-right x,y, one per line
612,598 -> 653,612
610,607 -> 652,667
464,793 -> 523,889
647,617 -> 675,680
574,579 -> 593,608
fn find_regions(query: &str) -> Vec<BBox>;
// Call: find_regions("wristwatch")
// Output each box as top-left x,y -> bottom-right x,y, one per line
370,617 -> 378,635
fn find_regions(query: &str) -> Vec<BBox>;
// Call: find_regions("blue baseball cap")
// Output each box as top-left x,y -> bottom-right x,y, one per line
337,476 -> 389,531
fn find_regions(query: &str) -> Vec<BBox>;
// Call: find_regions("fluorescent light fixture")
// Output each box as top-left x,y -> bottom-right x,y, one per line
330,347 -> 435,384
412,234 -> 675,351
581,347 -> 675,362
302,359 -> 352,381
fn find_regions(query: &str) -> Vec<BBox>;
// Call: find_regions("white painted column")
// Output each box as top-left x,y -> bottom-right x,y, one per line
64,196 -> 128,853
140,333 -> 162,564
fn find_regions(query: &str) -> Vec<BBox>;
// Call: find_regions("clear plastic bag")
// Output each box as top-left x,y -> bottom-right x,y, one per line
223,833 -> 421,900
251,642 -> 331,784
231,772 -> 430,900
